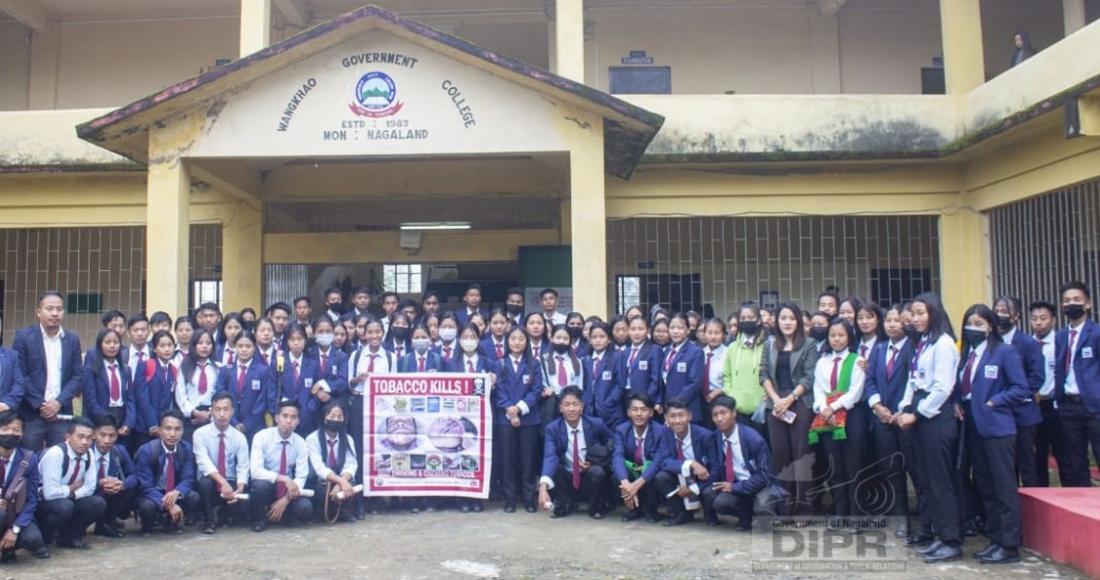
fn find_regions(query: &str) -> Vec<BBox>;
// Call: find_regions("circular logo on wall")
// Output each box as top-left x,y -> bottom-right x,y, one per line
349,71 -> 404,118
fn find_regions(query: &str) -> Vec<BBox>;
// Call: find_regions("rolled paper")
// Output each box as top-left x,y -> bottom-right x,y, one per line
56,414 -> 74,421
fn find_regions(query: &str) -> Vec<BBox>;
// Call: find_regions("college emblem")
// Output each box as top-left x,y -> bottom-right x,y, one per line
349,71 -> 403,118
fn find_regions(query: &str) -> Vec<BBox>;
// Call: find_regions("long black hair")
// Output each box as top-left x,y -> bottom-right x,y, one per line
181,328 -> 215,381
90,328 -> 124,381
912,292 -> 955,342
320,400 -> 351,471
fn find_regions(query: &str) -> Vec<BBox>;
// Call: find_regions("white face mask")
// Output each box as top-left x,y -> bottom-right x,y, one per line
460,338 -> 479,353
314,333 -> 334,347
439,327 -> 457,342
412,338 -> 432,354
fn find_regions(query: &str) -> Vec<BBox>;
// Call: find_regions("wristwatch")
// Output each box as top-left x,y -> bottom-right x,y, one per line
11,525 -> 21,535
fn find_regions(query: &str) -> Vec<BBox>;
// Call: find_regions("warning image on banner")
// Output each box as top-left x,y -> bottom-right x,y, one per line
366,373 -> 492,498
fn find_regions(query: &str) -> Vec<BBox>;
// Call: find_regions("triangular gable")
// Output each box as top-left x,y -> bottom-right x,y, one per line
75,4 -> 663,179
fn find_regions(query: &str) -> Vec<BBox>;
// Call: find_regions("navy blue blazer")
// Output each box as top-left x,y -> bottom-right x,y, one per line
541,416 -> 615,479
135,439 -> 196,504
397,351 -> 446,373
444,352 -> 497,374
4,448 -> 40,528
431,341 -> 461,365
1007,331 -> 1044,427
478,335 -> 509,362
0,346 -> 27,411
660,341 -> 705,417
492,356 -> 543,426
619,342 -> 661,402
214,359 -> 275,438
134,359 -> 177,434
275,356 -> 325,435
582,350 -> 625,428
100,443 -> 140,491
863,340 -> 914,413
12,325 -> 82,417
571,340 -> 591,359
306,346 -> 349,399
81,357 -> 138,430
703,423 -> 774,496
612,420 -> 674,482
455,307 -> 490,328
659,423 -> 714,475
1055,319 -> 1100,414
963,342 -> 1033,438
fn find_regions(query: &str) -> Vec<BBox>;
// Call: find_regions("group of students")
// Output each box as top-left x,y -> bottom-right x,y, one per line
0,280 -> 1093,566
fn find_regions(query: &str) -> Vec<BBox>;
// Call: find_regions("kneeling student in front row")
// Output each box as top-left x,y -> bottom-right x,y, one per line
538,386 -> 615,520
655,398 -> 713,527
90,415 -> 138,539
193,393 -> 250,534
250,401 -> 311,531
306,401 -> 358,522
0,411 -> 49,562
35,417 -> 106,550
701,395 -> 777,531
135,410 -> 200,535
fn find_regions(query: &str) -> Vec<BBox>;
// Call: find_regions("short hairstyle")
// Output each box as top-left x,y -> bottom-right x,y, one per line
560,385 -> 584,403
1029,300 -> 1057,318
211,392 -> 234,406
1060,281 -> 1091,301
160,409 -> 186,427
266,302 -> 292,316
324,287 -> 342,298
506,287 -> 524,299
276,400 -> 301,414
150,311 -> 173,327
293,296 -> 311,307
465,283 -> 483,294
352,286 -> 372,298
381,291 -> 399,302
0,410 -> 21,430
93,414 -> 119,430
69,416 -> 95,433
101,309 -> 126,327
540,288 -> 558,299
626,392 -> 654,409
196,302 -> 221,315
664,398 -> 691,413
37,291 -> 64,306
711,395 -> 737,412
126,312 -> 149,328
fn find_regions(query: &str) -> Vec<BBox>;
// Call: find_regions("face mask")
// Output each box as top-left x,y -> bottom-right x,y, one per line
809,327 -> 828,342
903,323 -> 921,341
567,327 -> 583,340
412,338 -> 431,354
551,342 -> 571,355
327,303 -> 343,314
460,338 -> 479,353
963,326 -> 988,346
439,328 -> 457,342
391,327 -> 410,340
0,434 -> 20,449
314,333 -> 334,347
506,304 -> 523,316
738,321 -> 759,337
995,315 -> 1014,332
1063,304 -> 1086,321
324,420 -> 345,433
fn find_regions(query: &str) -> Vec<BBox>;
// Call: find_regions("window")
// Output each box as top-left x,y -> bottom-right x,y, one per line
191,279 -> 222,311
609,66 -> 671,95
384,264 -> 423,294
616,275 -> 641,314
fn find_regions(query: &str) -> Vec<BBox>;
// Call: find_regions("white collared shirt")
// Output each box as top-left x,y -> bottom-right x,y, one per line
127,344 -> 151,381
1033,332 -> 1056,397
42,326 -> 64,401
193,423 -> 250,483
351,347 -> 392,394
858,336 -> 877,359
1065,320 -> 1086,396
812,351 -> 866,413
899,334 -> 960,418
177,360 -> 217,415
249,427 -> 309,488
721,425 -> 750,481
702,344 -> 727,392
306,430 -> 358,481
103,360 -> 125,406
539,419 -> 587,490
39,443 -> 96,500
547,353 -> 581,394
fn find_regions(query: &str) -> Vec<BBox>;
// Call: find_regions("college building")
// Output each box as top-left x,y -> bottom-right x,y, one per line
0,0 -> 1098,343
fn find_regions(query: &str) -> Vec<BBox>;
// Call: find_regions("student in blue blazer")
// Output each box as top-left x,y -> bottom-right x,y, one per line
620,316 -> 661,403
0,315 -> 27,414
660,314 -> 705,419
135,331 -> 179,450
479,310 -> 511,362
1053,281 -> 1100,488
134,410 -> 200,534
523,312 -> 552,361
432,313 -> 461,366
701,395 -> 780,530
454,284 -> 491,328
565,312 -> 591,358
13,291 -> 83,449
277,326 -> 327,437
90,414 -> 140,539
537,386 -> 615,519
957,304 -> 1032,564
493,327 -> 544,513
81,329 -> 137,451
0,411 -> 48,561
447,324 -> 498,513
397,325 -> 446,374
655,398 -> 714,526
383,313 -> 413,361
307,317 -> 349,403
613,392 -> 674,523
582,322 -> 625,429
214,331 -> 274,442
993,296 -> 1046,487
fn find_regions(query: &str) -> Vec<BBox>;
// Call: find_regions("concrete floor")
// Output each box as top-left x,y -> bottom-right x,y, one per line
1,507 -> 1085,579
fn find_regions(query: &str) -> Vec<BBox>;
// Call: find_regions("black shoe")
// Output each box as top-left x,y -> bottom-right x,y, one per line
503,503 -> 516,513
972,542 -> 998,560
168,524 -> 184,535
922,543 -> 962,563
621,510 -> 642,522
917,540 -> 944,556
471,503 -> 483,513
0,551 -> 15,564
525,504 -> 537,514
963,520 -> 979,537
30,549 -> 50,560
184,516 -> 196,526
979,546 -> 1020,564
551,504 -> 570,518
664,512 -> 693,527
252,519 -> 268,532
460,504 -> 471,513
734,519 -> 753,532
905,533 -> 934,547
56,539 -> 92,550
645,512 -> 663,524
202,523 -> 217,535
588,510 -> 604,520
94,525 -> 124,539
139,526 -> 155,537
705,516 -> 722,527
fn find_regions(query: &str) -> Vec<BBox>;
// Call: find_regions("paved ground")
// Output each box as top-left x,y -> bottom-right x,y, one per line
0,507 -> 1084,579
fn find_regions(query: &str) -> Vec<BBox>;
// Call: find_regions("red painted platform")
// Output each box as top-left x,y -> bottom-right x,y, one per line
1020,488 -> 1100,578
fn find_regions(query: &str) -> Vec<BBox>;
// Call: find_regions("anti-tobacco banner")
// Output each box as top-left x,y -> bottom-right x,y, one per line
365,373 -> 492,498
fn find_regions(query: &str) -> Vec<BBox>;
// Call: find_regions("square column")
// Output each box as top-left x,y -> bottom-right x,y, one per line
221,201 -> 263,311
939,0 -> 985,94
240,0 -> 272,57
145,154 -> 191,317
939,208 -> 990,322
552,0 -> 584,82
568,117 -> 607,318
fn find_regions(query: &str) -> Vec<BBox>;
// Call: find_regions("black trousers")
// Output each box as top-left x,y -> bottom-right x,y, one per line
2,522 -> 45,556
21,416 -> 70,451
960,408 -> 981,524
913,409 -> 962,545
654,470 -> 704,517
250,480 -> 312,525
821,431 -> 859,517
36,496 -> 106,544
701,485 -> 754,523
870,421 -> 915,517
197,476 -> 249,523
135,490 -> 200,528
971,432 -> 1021,548
1035,399 -> 1068,487
766,399 -> 813,515
550,465 -> 608,512
495,423 -> 539,505
99,487 -> 137,525
1015,423 -> 1038,486
623,470 -> 663,517
1057,397 -> 1100,487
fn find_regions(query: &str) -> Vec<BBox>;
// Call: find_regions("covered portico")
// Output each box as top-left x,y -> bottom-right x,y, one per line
76,4 -> 663,319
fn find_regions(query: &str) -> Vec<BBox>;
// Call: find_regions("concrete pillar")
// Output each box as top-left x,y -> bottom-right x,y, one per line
559,199 -> 572,244
221,201 -> 263,312
568,117 -> 606,318
552,0 -> 584,82
939,208 -> 990,322
809,12 -> 842,94
1064,0 -> 1087,35
939,0 -> 985,94
27,20 -> 59,109
146,130 -> 192,317
240,0 -> 272,57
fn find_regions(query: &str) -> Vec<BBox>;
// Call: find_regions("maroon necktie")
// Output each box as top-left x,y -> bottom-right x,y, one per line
571,429 -> 581,490
0,457 -> 7,486
1066,329 -> 1079,374
557,356 -> 567,388
165,452 -> 176,492
961,351 -> 977,397
664,348 -> 677,372
532,345 -> 540,359
260,351 -> 269,366
292,361 -> 300,384
217,433 -> 227,476
236,365 -> 247,397
830,356 -> 841,390
198,362 -> 208,395
109,363 -> 121,403
68,456 -> 83,485
418,356 -> 426,372
634,436 -> 644,465
467,359 -> 475,373
676,438 -> 685,460
328,439 -> 339,470
276,441 -> 289,499
860,344 -> 868,358
395,346 -> 404,359
704,351 -> 713,385
98,456 -> 106,480
443,346 -> 452,362
725,439 -> 736,483
320,353 -> 329,375
495,342 -> 504,359
628,346 -> 639,368
886,346 -> 898,377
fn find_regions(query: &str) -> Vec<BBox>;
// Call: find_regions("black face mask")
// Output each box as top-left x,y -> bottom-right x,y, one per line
566,327 -> 583,340
738,321 -> 759,337
324,420 -> 345,433
506,304 -> 523,316
0,434 -> 21,449
995,315 -> 1015,332
809,327 -> 828,342
391,327 -> 410,340
1063,304 -> 1087,321
903,323 -> 921,341
963,329 -> 988,347
327,302 -> 343,314
551,342 -> 571,355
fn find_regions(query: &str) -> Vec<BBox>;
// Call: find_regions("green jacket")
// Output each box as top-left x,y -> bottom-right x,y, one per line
722,335 -> 766,415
